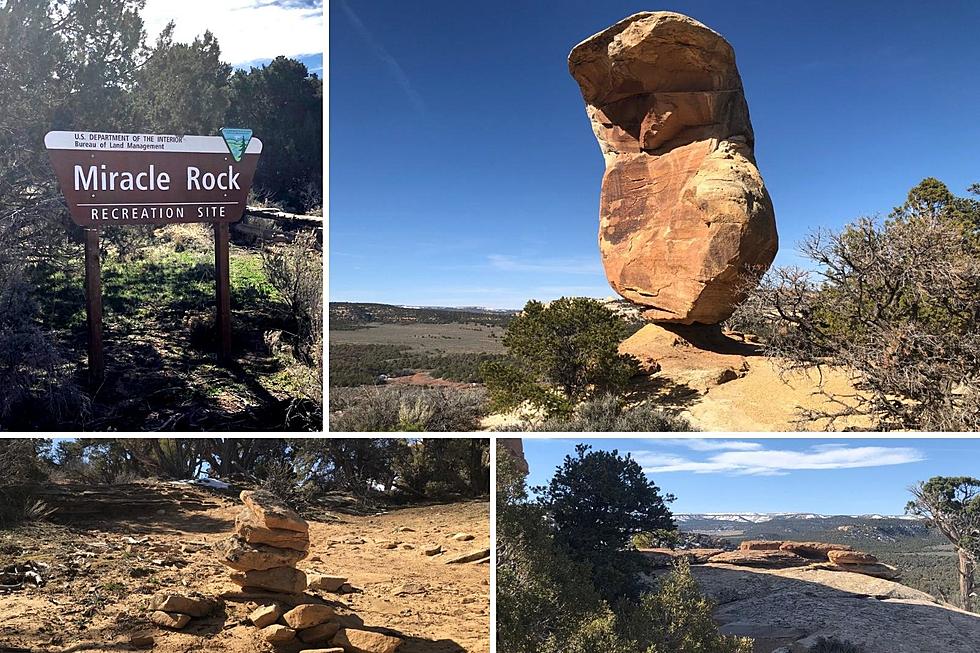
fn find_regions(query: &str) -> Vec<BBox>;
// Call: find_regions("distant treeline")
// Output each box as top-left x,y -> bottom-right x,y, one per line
330,302 -> 516,329
329,343 -> 506,386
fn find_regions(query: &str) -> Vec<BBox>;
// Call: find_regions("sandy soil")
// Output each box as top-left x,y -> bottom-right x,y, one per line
0,491 -> 489,653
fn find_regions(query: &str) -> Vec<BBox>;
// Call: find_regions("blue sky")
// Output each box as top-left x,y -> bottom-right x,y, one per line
329,1 -> 980,308
522,438 -> 980,515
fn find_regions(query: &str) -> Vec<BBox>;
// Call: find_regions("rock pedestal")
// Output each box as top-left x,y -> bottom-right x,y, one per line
568,12 -> 778,324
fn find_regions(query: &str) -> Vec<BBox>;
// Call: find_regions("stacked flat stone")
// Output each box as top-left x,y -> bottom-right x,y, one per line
221,490 -> 311,594
148,593 -> 216,630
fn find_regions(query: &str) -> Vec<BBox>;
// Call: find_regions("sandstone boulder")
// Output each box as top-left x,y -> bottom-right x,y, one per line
779,541 -> 853,560
219,536 -> 307,571
261,624 -> 296,643
827,562 -> 900,581
240,490 -> 308,533
332,628 -> 403,653
150,611 -> 190,629
709,549 -> 808,568
282,603 -> 335,629
568,11 -> 777,324
149,592 -> 215,618
229,566 -> 307,594
828,550 -> 878,565
235,508 -> 310,552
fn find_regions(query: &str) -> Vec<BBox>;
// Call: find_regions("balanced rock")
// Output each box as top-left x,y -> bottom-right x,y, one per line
332,628 -> 403,653
739,540 -> 784,551
709,549 -> 808,568
236,508 -> 311,552
282,603 -> 335,629
828,550 -> 878,565
568,11 -> 777,324
780,542 -> 854,560
240,490 -> 309,533
230,566 -> 307,594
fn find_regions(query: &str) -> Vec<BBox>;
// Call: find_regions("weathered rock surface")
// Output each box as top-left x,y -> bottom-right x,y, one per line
149,592 -> 215,618
815,561 -> 901,581
669,564 -> 980,653
282,603 -> 335,629
569,11 -> 777,324
230,566 -> 308,594
638,547 -> 726,567
235,508 -> 311,551
261,623 -> 296,643
709,549 -> 808,568
240,490 -> 309,533
332,628 -> 403,653
308,574 -> 347,592
219,536 -> 307,571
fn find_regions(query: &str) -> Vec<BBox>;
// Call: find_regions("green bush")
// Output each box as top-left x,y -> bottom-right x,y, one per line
482,298 -> 640,417
527,394 -> 693,432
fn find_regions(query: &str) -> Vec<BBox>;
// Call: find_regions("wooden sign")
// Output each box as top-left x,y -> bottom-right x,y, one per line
45,129 -> 263,384
45,131 -> 262,226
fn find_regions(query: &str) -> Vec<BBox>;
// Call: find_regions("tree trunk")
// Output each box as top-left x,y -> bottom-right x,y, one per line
958,548 -> 975,611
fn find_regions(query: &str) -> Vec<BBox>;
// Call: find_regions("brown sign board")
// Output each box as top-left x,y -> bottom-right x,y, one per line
44,131 -> 262,226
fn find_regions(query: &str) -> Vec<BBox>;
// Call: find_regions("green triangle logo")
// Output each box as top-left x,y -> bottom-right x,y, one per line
220,127 -> 252,162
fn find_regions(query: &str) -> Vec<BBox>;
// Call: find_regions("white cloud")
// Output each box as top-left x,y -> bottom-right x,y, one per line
646,439 -> 765,452
631,446 -> 925,476
142,0 -> 322,65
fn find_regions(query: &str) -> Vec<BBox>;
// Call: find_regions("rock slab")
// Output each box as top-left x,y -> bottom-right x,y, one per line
568,11 -> 777,324
333,628 -> 403,653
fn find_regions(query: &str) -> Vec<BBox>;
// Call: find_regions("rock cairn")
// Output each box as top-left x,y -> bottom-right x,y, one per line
568,11 -> 778,325
147,592 -> 216,631
641,540 -> 899,580
221,490 -> 403,652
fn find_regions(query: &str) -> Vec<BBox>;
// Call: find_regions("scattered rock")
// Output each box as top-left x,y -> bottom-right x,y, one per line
568,11 -> 778,324
230,566 -> 308,594
129,632 -> 154,647
240,490 -> 309,533
298,622 -> 341,644
422,545 -> 442,556
219,536 -> 307,571
149,592 -> 215,618
282,603 -> 335,629
400,543 -> 414,550
332,627 -> 403,653
394,527 -> 415,533
394,582 -> 426,595
449,533 -> 474,542
378,541 -> 399,550
249,603 -> 284,628
308,574 -> 347,592
150,610 -> 191,629
445,548 -> 491,565
261,623 -> 296,643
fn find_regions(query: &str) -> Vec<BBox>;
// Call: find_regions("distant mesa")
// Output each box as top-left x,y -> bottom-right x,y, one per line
569,12 -> 778,325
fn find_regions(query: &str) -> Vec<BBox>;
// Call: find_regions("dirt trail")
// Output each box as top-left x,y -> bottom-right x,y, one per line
0,489 -> 488,653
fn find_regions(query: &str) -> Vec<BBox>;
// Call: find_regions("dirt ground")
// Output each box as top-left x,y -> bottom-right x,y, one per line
0,490 -> 489,653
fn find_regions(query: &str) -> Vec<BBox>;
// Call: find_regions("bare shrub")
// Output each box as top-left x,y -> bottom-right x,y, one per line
157,223 -> 213,253
730,179 -> 980,431
523,394 -> 693,432
329,386 -> 488,432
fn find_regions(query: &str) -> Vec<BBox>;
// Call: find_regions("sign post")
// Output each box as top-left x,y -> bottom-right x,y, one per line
45,130 -> 262,382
